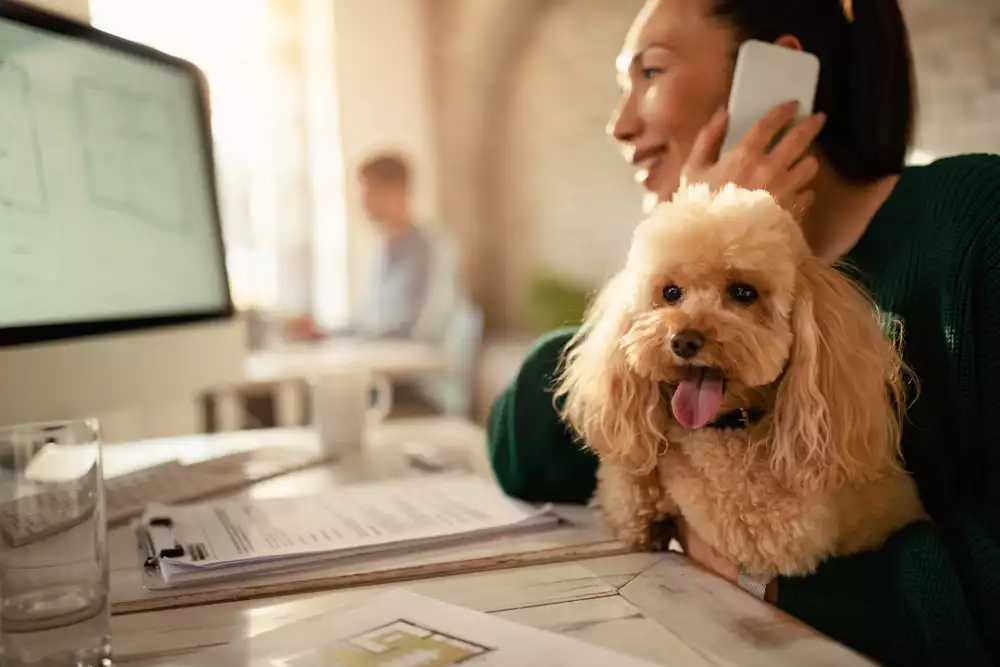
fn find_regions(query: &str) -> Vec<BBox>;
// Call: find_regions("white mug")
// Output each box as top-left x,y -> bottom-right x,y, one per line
310,366 -> 393,459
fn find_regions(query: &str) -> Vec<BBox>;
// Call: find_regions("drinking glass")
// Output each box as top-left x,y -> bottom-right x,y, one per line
0,419 -> 111,666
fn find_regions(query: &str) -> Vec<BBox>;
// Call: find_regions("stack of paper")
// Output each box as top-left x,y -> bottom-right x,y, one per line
138,475 -> 561,587
156,590 -> 662,666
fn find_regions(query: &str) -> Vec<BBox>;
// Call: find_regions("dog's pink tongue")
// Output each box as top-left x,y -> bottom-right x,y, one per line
672,368 -> 724,429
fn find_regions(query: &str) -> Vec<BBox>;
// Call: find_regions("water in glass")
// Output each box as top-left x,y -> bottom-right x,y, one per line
0,419 -> 111,666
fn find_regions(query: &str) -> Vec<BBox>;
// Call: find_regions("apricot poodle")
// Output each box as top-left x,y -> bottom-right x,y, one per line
557,184 -> 924,580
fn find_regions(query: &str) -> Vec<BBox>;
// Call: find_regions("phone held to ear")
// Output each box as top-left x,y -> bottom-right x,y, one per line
721,39 -> 820,155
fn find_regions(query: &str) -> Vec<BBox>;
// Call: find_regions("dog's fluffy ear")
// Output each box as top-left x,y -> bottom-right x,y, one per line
769,257 -> 910,491
555,272 -> 667,474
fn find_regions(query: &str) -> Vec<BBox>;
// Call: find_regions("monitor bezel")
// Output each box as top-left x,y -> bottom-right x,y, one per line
0,1 -> 235,348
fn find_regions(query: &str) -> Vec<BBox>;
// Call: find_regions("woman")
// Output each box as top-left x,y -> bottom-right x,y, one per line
487,0 -> 1000,665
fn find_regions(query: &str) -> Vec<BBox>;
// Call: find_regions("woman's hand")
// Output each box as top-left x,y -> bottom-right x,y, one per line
674,516 -> 740,584
675,516 -> 779,602
283,315 -> 322,342
679,101 -> 826,219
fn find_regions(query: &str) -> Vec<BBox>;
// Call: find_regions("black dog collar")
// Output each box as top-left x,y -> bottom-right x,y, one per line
706,407 -> 767,430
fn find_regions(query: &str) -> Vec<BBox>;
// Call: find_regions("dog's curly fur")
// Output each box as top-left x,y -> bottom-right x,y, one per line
556,183 -> 925,579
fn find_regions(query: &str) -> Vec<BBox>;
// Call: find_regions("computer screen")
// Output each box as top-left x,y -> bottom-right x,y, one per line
0,5 -> 229,339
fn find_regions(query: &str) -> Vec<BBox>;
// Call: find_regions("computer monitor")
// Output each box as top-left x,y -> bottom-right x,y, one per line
0,2 -> 245,431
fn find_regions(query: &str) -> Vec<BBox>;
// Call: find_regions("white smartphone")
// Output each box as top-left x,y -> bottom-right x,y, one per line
721,39 -> 820,155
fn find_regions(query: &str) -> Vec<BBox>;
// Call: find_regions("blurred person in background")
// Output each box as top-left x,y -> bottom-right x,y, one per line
487,0 -> 1000,665
287,152 -> 431,341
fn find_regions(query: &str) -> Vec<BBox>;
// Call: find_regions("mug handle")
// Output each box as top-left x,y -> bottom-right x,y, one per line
368,373 -> 394,423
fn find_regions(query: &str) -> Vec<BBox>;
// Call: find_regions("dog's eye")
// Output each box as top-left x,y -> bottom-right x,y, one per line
662,285 -> 683,304
728,283 -> 758,305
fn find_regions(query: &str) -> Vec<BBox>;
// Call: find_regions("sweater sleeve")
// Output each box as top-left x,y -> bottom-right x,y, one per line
776,519 -> 996,666
777,157 -> 1000,667
486,328 -> 598,504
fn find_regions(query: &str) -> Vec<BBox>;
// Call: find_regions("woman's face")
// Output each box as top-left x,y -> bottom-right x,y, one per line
610,0 -> 736,208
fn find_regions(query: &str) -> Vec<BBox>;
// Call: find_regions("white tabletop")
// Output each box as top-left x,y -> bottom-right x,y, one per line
112,552 -> 872,666
103,418 -> 872,666
105,419 -> 627,614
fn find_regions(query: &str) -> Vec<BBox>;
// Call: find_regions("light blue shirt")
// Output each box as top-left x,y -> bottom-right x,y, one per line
354,224 -> 431,339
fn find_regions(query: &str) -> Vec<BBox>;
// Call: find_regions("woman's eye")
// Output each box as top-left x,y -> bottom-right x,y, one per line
641,67 -> 664,81
662,285 -> 683,303
728,283 -> 759,305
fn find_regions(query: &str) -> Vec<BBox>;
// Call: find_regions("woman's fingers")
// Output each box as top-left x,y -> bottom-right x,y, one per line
767,113 -> 827,169
680,101 -> 822,212
736,101 -> 800,155
782,154 -> 820,198
674,514 -> 690,551
685,107 -> 729,173
675,516 -> 740,584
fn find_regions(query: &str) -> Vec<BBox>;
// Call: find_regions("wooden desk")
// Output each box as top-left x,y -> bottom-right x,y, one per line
105,417 -> 873,666
213,338 -> 449,429
112,553 -> 872,666
105,419 -> 628,614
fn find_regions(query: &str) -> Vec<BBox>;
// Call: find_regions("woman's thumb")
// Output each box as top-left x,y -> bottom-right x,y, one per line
686,108 -> 729,171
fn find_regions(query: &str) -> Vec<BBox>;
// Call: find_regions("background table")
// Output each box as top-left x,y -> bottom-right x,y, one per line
244,338 -> 448,384
211,338 -> 449,430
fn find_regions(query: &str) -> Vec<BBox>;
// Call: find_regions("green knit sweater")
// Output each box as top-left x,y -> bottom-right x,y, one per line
487,154 -> 1000,667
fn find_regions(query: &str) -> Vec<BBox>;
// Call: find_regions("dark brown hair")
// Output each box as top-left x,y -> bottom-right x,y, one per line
711,0 -> 916,183
359,152 -> 411,188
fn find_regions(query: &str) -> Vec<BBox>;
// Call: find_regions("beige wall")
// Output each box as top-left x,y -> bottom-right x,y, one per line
330,0 -> 440,315
906,0 -> 1000,158
427,0 -> 647,332
24,0 -> 1000,334
425,0 -> 1000,334
497,0 -> 646,329
20,0 -> 89,21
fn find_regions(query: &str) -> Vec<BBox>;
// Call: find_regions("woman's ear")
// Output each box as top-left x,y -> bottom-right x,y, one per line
556,272 -> 668,474
774,34 -> 805,51
769,257 -> 909,491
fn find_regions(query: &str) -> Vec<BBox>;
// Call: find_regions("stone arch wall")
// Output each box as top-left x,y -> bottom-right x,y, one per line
429,0 -> 558,331
430,0 -> 645,332
493,0 -> 646,330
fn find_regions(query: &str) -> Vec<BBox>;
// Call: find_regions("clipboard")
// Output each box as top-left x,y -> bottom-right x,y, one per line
135,505 -> 387,591
137,510 -> 221,591
137,515 -> 183,574
134,475 -> 565,590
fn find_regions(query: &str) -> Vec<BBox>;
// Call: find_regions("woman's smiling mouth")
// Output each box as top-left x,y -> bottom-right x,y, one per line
633,147 -> 667,189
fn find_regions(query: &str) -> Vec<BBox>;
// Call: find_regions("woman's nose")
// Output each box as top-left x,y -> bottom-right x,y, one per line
608,93 -> 641,144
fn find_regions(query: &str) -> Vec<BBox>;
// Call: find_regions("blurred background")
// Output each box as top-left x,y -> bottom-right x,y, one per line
24,0 -> 1000,423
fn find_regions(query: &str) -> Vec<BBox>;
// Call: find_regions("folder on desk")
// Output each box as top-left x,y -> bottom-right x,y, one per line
136,474 -> 562,588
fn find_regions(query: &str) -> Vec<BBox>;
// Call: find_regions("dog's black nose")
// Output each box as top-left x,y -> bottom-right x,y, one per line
671,329 -> 705,360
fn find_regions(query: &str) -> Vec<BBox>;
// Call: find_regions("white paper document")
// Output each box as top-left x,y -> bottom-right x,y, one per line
138,475 -> 560,587
159,590 -> 662,667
